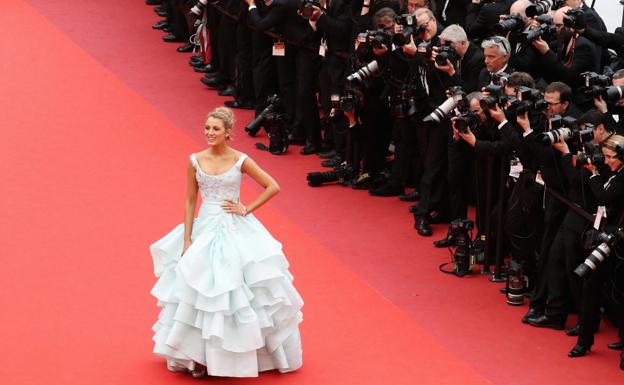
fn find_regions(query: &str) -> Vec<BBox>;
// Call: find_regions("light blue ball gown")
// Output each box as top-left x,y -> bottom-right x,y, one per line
150,153 -> 303,377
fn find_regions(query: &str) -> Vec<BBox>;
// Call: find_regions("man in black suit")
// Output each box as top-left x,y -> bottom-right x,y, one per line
531,6 -> 599,105
477,36 -> 512,91
438,24 -> 485,93
434,0 -> 471,27
246,0 -> 322,154
506,0 -> 542,81
465,0 -> 513,41
305,0 -> 352,161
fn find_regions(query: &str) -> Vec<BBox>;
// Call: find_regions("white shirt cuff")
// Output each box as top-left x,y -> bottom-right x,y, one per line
248,4 -> 257,10
522,129 -> 533,137
497,120 -> 507,130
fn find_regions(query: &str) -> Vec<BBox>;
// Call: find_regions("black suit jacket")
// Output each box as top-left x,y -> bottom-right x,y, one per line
448,42 -> 484,93
465,0 -> 513,41
476,65 -> 514,91
434,0 -> 471,27
536,35 -> 599,90
589,167 -> 624,230
247,0 -> 315,45
316,0 -> 352,54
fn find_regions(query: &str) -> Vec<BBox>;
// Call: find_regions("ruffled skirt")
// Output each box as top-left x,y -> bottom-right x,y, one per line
150,203 -> 303,377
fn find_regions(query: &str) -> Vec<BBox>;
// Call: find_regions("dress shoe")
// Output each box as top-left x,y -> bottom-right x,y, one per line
154,5 -> 165,13
522,308 -> 542,324
224,99 -> 255,110
429,211 -> 450,224
146,0 -> 162,5
608,341 -> 624,350
194,64 -> 216,73
318,149 -> 336,159
369,183 -> 403,197
162,33 -> 184,43
527,314 -> 566,330
156,9 -> 168,17
321,156 -> 342,168
414,216 -> 432,236
568,344 -> 590,358
163,26 -> 172,32
300,144 -> 319,155
218,86 -> 235,97
200,77 -> 224,89
399,190 -> 420,202
152,20 -> 168,30
566,324 -> 580,336
620,352 -> 624,370
433,234 -> 456,248
176,42 -> 194,53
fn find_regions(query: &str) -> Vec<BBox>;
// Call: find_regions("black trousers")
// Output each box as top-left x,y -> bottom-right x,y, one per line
276,45 -> 321,145
166,0 -> 191,39
251,32 -> 277,115
318,55 -> 349,151
447,138 -> 473,220
235,23 -> 254,101
207,6 -> 221,67
413,120 -> 449,218
387,115 -> 420,189
544,224 -> 585,318
217,14 -> 237,83
360,80 -> 392,176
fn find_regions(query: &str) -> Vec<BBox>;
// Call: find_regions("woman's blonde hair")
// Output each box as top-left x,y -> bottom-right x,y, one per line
205,107 -> 235,139
602,135 -> 624,159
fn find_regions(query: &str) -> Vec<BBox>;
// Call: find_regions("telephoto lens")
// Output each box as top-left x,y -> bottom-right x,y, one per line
575,242 -> 611,278
602,85 -> 624,102
423,86 -> 465,123
506,260 -> 527,306
525,0 -> 553,17
346,60 -> 380,83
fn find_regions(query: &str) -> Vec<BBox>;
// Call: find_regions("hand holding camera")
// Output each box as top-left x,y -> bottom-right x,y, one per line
531,37 -> 550,55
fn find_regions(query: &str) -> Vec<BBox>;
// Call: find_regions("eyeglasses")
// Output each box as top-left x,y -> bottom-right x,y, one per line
418,17 -> 433,29
490,36 -> 509,54
546,101 -> 562,106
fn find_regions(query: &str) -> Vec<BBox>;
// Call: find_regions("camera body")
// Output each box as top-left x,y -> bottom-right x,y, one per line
454,111 -> 479,134
392,14 -> 424,46
331,92 -> 359,113
449,219 -> 475,277
494,13 -> 525,36
539,116 -> 594,145
434,44 -> 458,66
576,140 -> 605,168
506,86 -> 548,117
479,72 -> 509,110
366,29 -> 393,50
307,162 -> 354,187
580,71 -> 612,98
245,94 -> 283,136
563,7 -> 586,30
389,87 -> 419,118
519,23 -> 557,43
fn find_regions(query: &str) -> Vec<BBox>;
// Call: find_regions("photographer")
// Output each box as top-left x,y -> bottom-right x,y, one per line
465,0 -> 514,41
593,69 -> 624,135
436,24 -> 485,93
580,26 -> 624,70
526,111 -> 611,331
569,135 -> 624,370
477,36 -> 512,91
531,6 -> 599,104
504,0 -> 542,80
246,0 -> 322,154
305,0 -> 353,161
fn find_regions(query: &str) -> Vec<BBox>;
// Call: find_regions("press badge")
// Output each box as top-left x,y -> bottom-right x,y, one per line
319,39 -> 327,57
509,159 -> 523,179
593,206 -> 606,230
272,41 -> 285,56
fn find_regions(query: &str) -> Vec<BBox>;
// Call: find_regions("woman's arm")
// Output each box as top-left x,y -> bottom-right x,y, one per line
183,159 -> 199,254
234,157 -> 280,215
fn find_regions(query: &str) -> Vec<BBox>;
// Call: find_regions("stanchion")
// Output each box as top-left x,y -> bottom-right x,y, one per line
480,154 -> 494,274
489,157 -> 507,282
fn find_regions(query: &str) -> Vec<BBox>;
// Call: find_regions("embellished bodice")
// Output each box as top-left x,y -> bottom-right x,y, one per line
190,153 -> 247,205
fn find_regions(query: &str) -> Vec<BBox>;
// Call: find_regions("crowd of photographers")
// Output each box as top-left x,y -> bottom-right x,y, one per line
146,0 -> 624,369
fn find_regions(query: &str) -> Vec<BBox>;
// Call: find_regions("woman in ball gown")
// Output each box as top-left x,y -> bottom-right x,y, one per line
149,107 -> 303,378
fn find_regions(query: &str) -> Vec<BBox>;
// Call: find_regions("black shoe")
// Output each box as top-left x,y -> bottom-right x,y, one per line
154,5 -> 165,12
369,183 -> 403,197
608,341 -> 624,350
568,344 -> 591,358
194,64 -> 215,73
399,190 -> 420,202
163,26 -> 172,32
162,33 -> 184,43
218,86 -> 235,97
152,20 -> 168,30
566,324 -> 580,337
433,235 -> 456,248
521,308 -> 542,324
321,156 -> 342,168
318,149 -> 336,159
300,144 -> 319,155
224,99 -> 255,110
351,173 -> 372,190
620,352 -> 624,370
146,0 -> 162,5
200,77 -> 224,89
408,204 -> 418,213
156,9 -> 168,17
414,216 -> 432,236
527,314 -> 566,330
176,42 -> 194,53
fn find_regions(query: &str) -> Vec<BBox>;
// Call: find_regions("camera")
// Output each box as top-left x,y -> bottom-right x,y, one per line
479,72 -> 509,110
389,87 -> 419,118
392,14 -> 425,46
331,92 -> 359,113
505,86 -> 548,117
366,29 -> 393,50
525,0 -> 565,17
346,60 -> 380,83
449,219 -> 475,277
602,85 -> 624,102
563,7 -> 586,30
454,111 -> 479,134
580,71 -> 612,98
300,0 -> 322,19
423,86 -> 466,123
538,116 -> 594,145
506,260 -> 528,305
307,162 -> 354,187
434,45 -> 458,66
245,94 -> 283,136
494,13 -> 525,36
576,141 -> 605,168
519,23 -> 557,43
575,228 -> 624,278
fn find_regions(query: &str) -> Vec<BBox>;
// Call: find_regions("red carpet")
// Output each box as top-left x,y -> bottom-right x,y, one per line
1,0 -> 621,383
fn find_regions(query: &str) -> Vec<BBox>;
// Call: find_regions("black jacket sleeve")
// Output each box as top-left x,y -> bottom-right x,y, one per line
247,4 -> 287,32
537,37 -> 598,86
